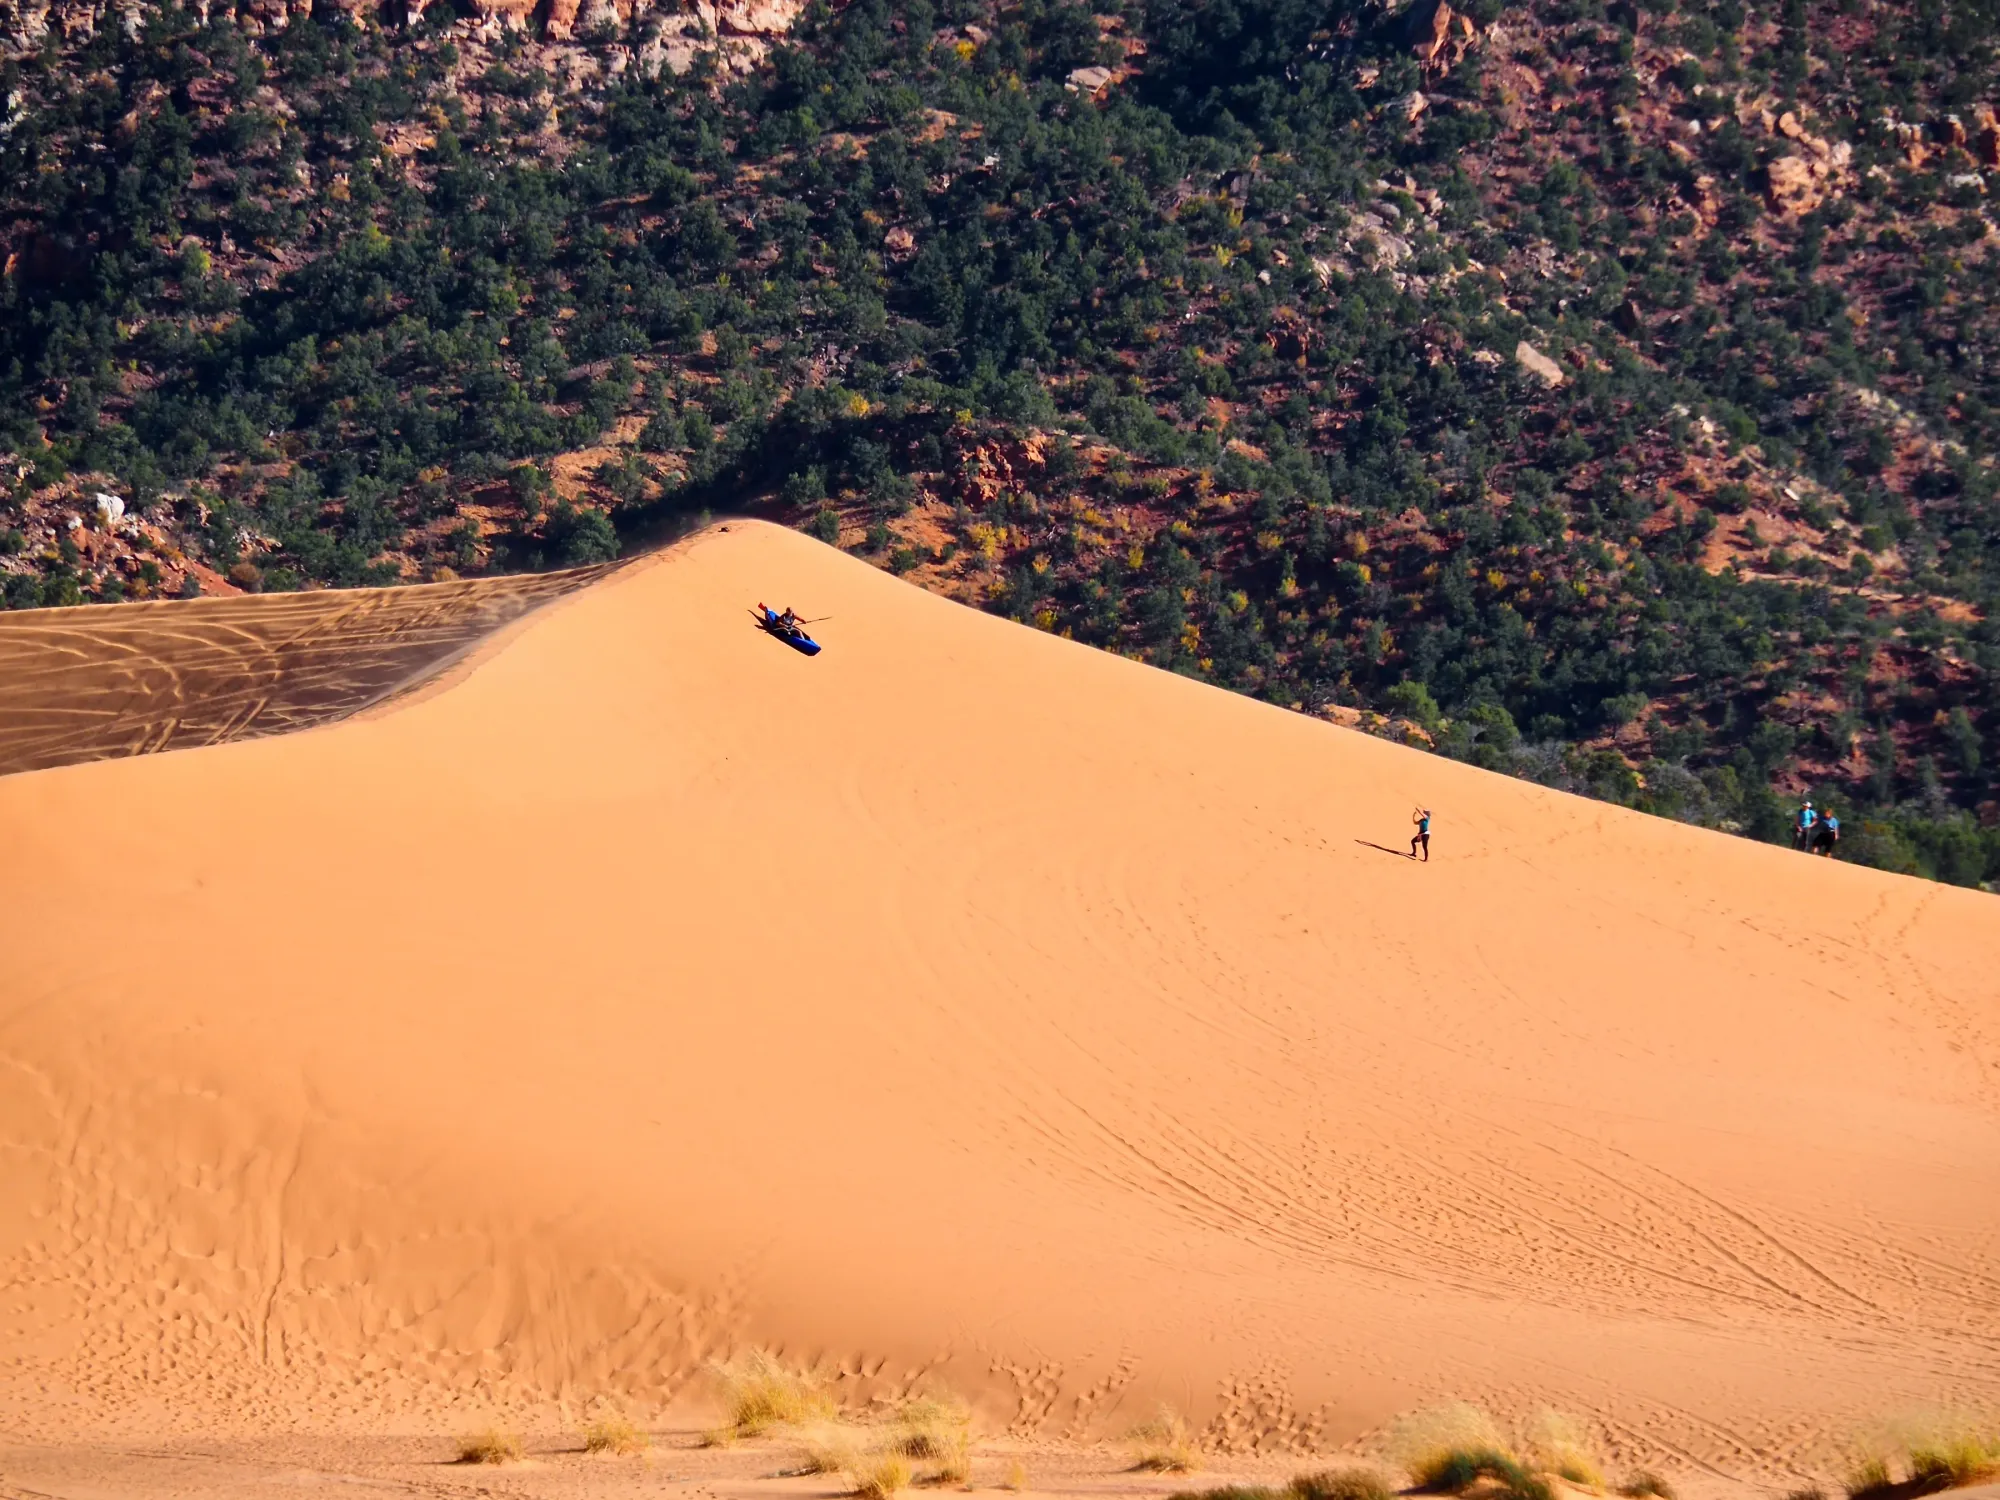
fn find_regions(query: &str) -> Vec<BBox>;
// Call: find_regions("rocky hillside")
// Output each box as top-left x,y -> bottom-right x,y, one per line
3,0 -> 1998,887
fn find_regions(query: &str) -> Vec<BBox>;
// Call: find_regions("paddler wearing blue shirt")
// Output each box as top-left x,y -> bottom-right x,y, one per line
1794,799 -> 1817,851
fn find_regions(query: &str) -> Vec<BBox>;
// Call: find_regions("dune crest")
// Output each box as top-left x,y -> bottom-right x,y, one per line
0,565 -> 609,777
1,522 -> 1995,1480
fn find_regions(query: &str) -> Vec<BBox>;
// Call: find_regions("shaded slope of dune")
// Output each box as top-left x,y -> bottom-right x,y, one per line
0,565 -> 610,777
0,522 -> 1995,1479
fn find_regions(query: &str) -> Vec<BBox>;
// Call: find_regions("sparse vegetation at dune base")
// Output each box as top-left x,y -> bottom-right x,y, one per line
701,1349 -> 976,1496
1174,1468 -> 1398,1500
1386,1404 -> 1601,1500
1292,1471 -> 1399,1500
1616,1472 -> 1676,1500
705,1347 -> 840,1444
813,1390 -> 975,1494
581,1413 -> 650,1456
792,1400 -> 971,1495
1131,1405 -> 1204,1474
1844,1413 -> 2000,1499
891,1393 -> 975,1484
455,1428 -> 524,1465
1371,1404 -> 2000,1500
685,1375 -> 2000,1500
849,1451 -> 916,1500
1520,1411 -> 1606,1491
1408,1450 -> 1552,1500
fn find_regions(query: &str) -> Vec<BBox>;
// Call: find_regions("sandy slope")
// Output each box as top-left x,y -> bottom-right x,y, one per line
0,565 -> 608,777
2,521 -> 1996,1485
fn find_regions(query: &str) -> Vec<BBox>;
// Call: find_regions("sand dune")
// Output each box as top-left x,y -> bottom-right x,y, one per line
1,521 -> 1996,1486
0,566 -> 608,777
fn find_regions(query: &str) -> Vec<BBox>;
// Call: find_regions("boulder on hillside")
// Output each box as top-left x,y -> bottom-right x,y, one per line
1765,151 -> 1854,215
466,0 -> 536,29
541,0 -> 802,44
1515,341 -> 1566,388
543,0 -> 622,35
1766,154 -> 1819,213
1269,311 -> 1312,364
717,0 -> 799,34
237,0 -> 308,30
1974,104 -> 2000,167
1405,0 -> 1479,75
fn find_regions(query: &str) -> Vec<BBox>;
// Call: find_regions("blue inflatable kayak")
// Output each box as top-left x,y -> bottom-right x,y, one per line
752,606 -> 823,656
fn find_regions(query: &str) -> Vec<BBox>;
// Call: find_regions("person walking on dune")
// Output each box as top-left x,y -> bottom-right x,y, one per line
1793,799 -> 1817,852
1816,809 -> 1841,857
1411,807 -> 1432,862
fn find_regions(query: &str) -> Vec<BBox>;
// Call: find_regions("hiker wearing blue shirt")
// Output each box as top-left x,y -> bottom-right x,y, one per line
1793,800 -> 1817,851
1816,810 -> 1841,857
1411,806 -> 1432,862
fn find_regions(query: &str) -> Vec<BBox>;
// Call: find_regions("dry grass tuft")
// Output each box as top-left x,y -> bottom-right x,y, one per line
1845,1412 -> 2000,1499
710,1348 -> 839,1440
895,1392 -> 973,1483
1523,1412 -> 1604,1490
1907,1432 -> 2000,1491
1001,1459 -> 1028,1491
1616,1473 -> 1676,1500
457,1429 -> 523,1465
790,1404 -> 963,1497
1386,1404 -> 1550,1500
1391,1404 -> 1512,1489
1290,1468 -> 1397,1500
1844,1458 -> 1895,1499
852,1451 -> 915,1499
1428,1452 -> 1549,1500
582,1414 -> 649,1456
1168,1488 -> 1278,1500
792,1423 -> 862,1477
1130,1405 -> 1203,1474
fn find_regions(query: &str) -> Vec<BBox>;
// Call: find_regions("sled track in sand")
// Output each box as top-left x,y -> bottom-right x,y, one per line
0,565 -> 612,778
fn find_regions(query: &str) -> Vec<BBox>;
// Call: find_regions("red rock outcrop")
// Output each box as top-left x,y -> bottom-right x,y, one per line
1406,0 -> 1479,76
1759,110 -> 1854,216
1974,103 -> 2000,168
539,0 -> 802,58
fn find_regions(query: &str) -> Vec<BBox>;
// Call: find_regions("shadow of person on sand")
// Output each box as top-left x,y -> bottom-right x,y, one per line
1354,839 -> 1416,859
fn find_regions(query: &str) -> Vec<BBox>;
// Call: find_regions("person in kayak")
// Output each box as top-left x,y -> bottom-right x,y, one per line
1411,807 -> 1432,862
757,603 -> 805,634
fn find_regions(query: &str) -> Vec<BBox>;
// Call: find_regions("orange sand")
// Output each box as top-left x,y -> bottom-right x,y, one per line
1,522 -> 1996,1486
0,565 -> 606,776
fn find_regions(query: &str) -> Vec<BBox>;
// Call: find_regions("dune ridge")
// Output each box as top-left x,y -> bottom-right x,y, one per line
0,522 -> 1995,1485
0,564 -> 611,777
